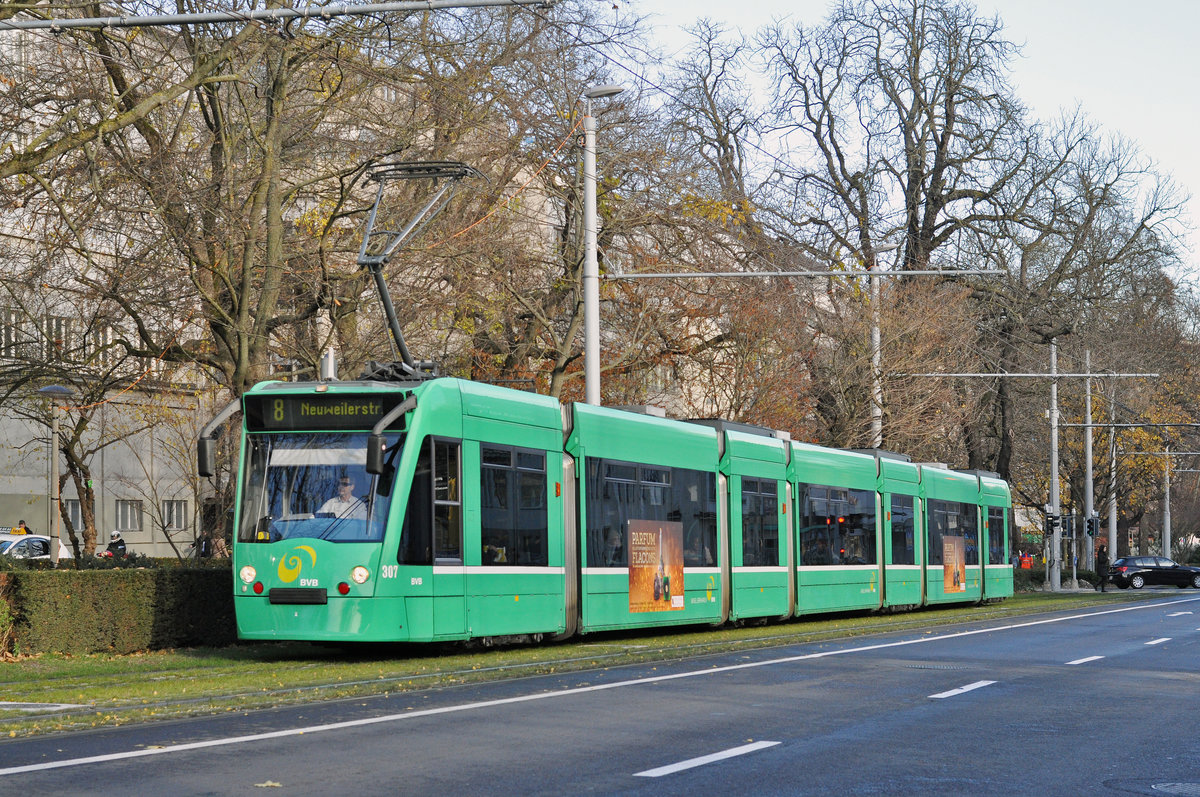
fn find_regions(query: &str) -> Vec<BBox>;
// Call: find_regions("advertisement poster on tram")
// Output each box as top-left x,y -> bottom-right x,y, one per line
943,535 -> 966,592
628,519 -> 684,612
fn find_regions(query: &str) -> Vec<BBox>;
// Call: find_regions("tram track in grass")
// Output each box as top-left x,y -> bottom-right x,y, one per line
0,591 -> 1158,738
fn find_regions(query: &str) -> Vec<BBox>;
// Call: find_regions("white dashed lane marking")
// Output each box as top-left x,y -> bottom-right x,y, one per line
633,741 -> 781,777
929,680 -> 996,699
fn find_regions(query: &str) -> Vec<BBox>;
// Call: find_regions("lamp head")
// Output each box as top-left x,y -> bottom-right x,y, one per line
37,384 -> 75,399
583,84 -> 625,100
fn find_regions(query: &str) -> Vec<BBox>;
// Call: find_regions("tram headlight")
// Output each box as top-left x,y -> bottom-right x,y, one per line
239,565 -> 257,584
351,566 -> 370,584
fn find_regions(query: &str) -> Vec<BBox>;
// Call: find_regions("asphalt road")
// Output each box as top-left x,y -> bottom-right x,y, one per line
2,593 -> 1199,796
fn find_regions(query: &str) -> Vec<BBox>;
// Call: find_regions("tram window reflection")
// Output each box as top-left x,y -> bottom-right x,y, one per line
798,483 -> 877,566
480,443 -> 548,566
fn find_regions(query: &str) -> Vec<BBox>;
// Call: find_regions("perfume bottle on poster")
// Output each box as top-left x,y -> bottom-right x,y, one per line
659,529 -> 670,601
653,529 -> 663,600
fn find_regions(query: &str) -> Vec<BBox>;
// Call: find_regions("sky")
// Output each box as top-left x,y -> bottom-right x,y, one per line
631,0 -> 1200,280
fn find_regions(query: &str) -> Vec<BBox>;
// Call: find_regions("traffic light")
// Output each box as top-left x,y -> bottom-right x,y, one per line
1085,517 -> 1099,537
1043,514 -> 1057,536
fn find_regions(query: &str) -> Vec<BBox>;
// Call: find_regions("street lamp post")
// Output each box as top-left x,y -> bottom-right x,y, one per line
870,269 -> 882,447
582,83 -> 624,405
37,385 -> 74,561
1049,339 -> 1061,591
869,242 -> 900,448
1163,443 -> 1172,558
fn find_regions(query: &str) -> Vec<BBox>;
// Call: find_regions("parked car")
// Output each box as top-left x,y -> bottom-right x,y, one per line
1109,556 -> 1200,589
0,533 -> 54,561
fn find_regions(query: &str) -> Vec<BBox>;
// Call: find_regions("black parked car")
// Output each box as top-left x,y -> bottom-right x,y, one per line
1109,556 -> 1200,589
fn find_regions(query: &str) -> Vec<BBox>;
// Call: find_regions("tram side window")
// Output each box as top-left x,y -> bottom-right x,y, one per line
927,500 -> 978,565
433,440 -> 462,563
584,458 -> 717,568
398,438 -> 462,565
480,445 -> 548,566
890,495 -> 916,565
986,506 -> 1006,565
741,477 -> 779,567
399,442 -> 433,565
238,437 -> 271,543
798,484 -> 877,566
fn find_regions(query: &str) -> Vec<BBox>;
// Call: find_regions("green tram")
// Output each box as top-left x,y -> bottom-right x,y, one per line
198,376 -> 1013,643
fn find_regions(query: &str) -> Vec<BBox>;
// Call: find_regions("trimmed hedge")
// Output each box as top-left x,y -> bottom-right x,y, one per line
0,568 -> 236,655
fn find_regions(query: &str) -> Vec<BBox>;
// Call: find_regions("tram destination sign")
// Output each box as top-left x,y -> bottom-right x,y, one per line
244,393 -> 410,432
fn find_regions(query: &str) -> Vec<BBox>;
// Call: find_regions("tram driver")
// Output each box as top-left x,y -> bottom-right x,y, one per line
317,476 -> 368,520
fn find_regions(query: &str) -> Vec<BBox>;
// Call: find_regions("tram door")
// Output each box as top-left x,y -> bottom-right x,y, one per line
399,437 -> 466,639
430,439 -> 466,637
884,493 -> 922,608
981,503 -> 1011,600
878,455 -> 922,609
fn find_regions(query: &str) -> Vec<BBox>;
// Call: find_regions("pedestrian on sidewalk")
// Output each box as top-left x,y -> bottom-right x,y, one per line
1095,545 -> 1110,592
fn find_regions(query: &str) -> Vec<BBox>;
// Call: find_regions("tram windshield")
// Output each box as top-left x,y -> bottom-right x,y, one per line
237,432 -> 402,543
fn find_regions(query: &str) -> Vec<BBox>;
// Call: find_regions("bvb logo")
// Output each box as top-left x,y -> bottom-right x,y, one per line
278,545 -> 317,583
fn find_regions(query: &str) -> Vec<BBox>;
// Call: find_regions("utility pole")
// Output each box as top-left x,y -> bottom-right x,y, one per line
1107,385 -> 1118,558
581,83 -> 625,405
1163,443 -> 1171,558
1049,339 -> 1061,591
1084,351 -> 1094,567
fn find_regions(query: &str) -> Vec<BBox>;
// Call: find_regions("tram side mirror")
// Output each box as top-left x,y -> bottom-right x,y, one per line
365,434 -> 385,475
198,438 -> 216,478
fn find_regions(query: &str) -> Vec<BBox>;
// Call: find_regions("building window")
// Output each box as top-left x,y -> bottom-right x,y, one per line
115,500 -> 143,532
377,83 -> 400,104
1,308 -> 38,359
86,323 -> 117,369
645,362 -> 677,395
43,315 -> 74,360
162,500 -> 188,532
0,30 -> 28,68
64,498 -> 82,531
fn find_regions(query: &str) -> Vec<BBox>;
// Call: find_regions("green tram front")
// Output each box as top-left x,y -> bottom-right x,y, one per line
224,378 -> 569,643
232,384 -> 414,641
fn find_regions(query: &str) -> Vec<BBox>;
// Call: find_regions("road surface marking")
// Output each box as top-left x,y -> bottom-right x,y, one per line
1066,656 -> 1104,665
2,595 -> 1196,776
0,702 -> 85,712
1166,611 -> 1192,617
633,741 -> 780,777
1145,637 -> 1171,645
929,680 -> 995,699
